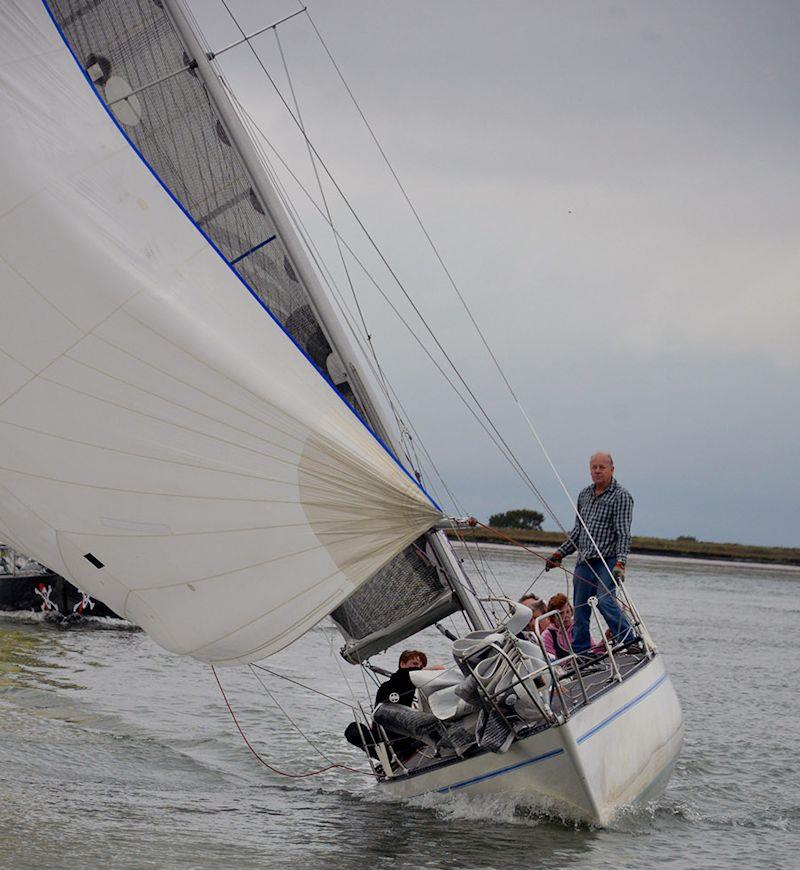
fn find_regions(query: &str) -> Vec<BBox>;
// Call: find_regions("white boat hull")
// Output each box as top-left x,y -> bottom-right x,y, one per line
380,655 -> 683,825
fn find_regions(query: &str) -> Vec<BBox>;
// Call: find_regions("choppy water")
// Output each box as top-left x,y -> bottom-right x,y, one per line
1,549 -> 798,869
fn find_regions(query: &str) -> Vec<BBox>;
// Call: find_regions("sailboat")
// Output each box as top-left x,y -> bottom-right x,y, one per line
0,540 -> 118,617
0,1 -> 683,824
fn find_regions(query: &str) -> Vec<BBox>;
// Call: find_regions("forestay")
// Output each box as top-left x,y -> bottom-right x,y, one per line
0,1 -> 441,664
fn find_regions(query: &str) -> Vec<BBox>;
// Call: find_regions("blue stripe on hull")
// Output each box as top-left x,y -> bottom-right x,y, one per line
436,747 -> 564,793
577,671 -> 668,745
434,668 -> 669,794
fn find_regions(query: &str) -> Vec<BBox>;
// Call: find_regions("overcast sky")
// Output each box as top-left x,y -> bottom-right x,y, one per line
189,1 -> 799,546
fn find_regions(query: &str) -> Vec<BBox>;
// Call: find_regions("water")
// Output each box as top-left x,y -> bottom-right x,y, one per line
1,549 -> 798,869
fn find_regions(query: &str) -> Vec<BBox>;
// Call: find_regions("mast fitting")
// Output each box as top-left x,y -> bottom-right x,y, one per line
208,8 -> 308,60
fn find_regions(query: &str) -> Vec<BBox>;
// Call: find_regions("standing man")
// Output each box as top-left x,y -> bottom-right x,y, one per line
545,452 -> 636,654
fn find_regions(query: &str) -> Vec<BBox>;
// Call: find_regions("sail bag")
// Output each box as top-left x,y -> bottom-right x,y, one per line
0,1 -> 442,664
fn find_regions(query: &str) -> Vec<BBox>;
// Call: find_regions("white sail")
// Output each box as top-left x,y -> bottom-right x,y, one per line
0,1 -> 441,664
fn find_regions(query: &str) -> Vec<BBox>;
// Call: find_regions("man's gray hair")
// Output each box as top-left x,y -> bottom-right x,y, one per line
590,451 -> 614,466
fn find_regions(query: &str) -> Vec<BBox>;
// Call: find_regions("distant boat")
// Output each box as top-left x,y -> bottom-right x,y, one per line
0,544 -> 118,619
0,1 -> 682,823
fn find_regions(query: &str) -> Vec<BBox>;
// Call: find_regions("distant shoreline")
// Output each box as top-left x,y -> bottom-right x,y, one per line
445,528 -> 800,566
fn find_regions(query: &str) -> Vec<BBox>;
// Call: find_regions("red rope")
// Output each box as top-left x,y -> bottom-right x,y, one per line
211,665 -> 373,778
471,520 -> 637,618
472,520 -> 579,575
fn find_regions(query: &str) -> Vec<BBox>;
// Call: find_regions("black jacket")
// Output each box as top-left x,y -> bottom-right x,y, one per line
374,667 -> 419,707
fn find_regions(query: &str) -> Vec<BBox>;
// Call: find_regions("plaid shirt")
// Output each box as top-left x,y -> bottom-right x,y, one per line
555,479 -> 634,566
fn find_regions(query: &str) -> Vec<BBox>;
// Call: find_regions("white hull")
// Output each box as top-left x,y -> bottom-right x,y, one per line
380,655 -> 683,825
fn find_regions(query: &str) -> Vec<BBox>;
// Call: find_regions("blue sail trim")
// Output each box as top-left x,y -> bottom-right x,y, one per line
230,234 -> 276,265
40,0 -> 441,513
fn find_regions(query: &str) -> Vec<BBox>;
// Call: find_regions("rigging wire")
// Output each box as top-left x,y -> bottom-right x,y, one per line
213,51 -> 429,481
289,6 -> 629,594
272,28 -> 372,372
231,92 -> 431,481
220,85 -> 568,539
223,87 -> 525,520
211,26 -> 506,599
271,28 -> 414,475
250,663 -> 357,709
303,2 -> 508,387
206,5 -> 627,605
211,665 -> 372,777
248,664 -> 339,766
178,0 -> 409,466
207,4 -> 575,534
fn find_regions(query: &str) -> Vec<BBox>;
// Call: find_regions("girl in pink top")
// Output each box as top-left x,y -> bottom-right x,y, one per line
540,593 -> 603,659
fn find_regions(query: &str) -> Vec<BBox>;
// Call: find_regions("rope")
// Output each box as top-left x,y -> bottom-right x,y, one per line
250,663 -> 357,709
248,665 -> 338,766
211,666 -> 372,777
517,565 -> 548,601
472,522 -> 639,624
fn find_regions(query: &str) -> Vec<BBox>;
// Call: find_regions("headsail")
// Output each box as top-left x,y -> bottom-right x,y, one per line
0,1 -> 441,664
47,0 -> 487,646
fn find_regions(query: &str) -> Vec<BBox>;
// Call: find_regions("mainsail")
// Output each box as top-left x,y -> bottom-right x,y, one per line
0,1 -> 442,663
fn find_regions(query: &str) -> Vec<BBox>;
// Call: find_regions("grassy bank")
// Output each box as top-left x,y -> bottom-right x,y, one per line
445,527 -> 800,566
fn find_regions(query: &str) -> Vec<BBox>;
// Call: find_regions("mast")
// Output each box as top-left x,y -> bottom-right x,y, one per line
430,530 -> 488,630
161,1 -> 491,634
162,0 -> 396,453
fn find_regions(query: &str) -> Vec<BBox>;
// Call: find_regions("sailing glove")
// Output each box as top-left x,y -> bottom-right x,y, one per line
612,561 -> 626,583
545,553 -> 563,571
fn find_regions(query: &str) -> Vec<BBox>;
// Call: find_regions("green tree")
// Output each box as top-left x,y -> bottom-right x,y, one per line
488,509 -> 544,531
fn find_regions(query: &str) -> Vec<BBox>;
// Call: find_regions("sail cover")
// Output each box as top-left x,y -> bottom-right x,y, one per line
0,1 -> 442,664
332,536 -> 460,663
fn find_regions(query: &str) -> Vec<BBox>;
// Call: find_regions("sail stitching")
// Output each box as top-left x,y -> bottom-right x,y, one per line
187,580 -> 346,658
73,328 -> 319,445
39,0 -> 441,514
